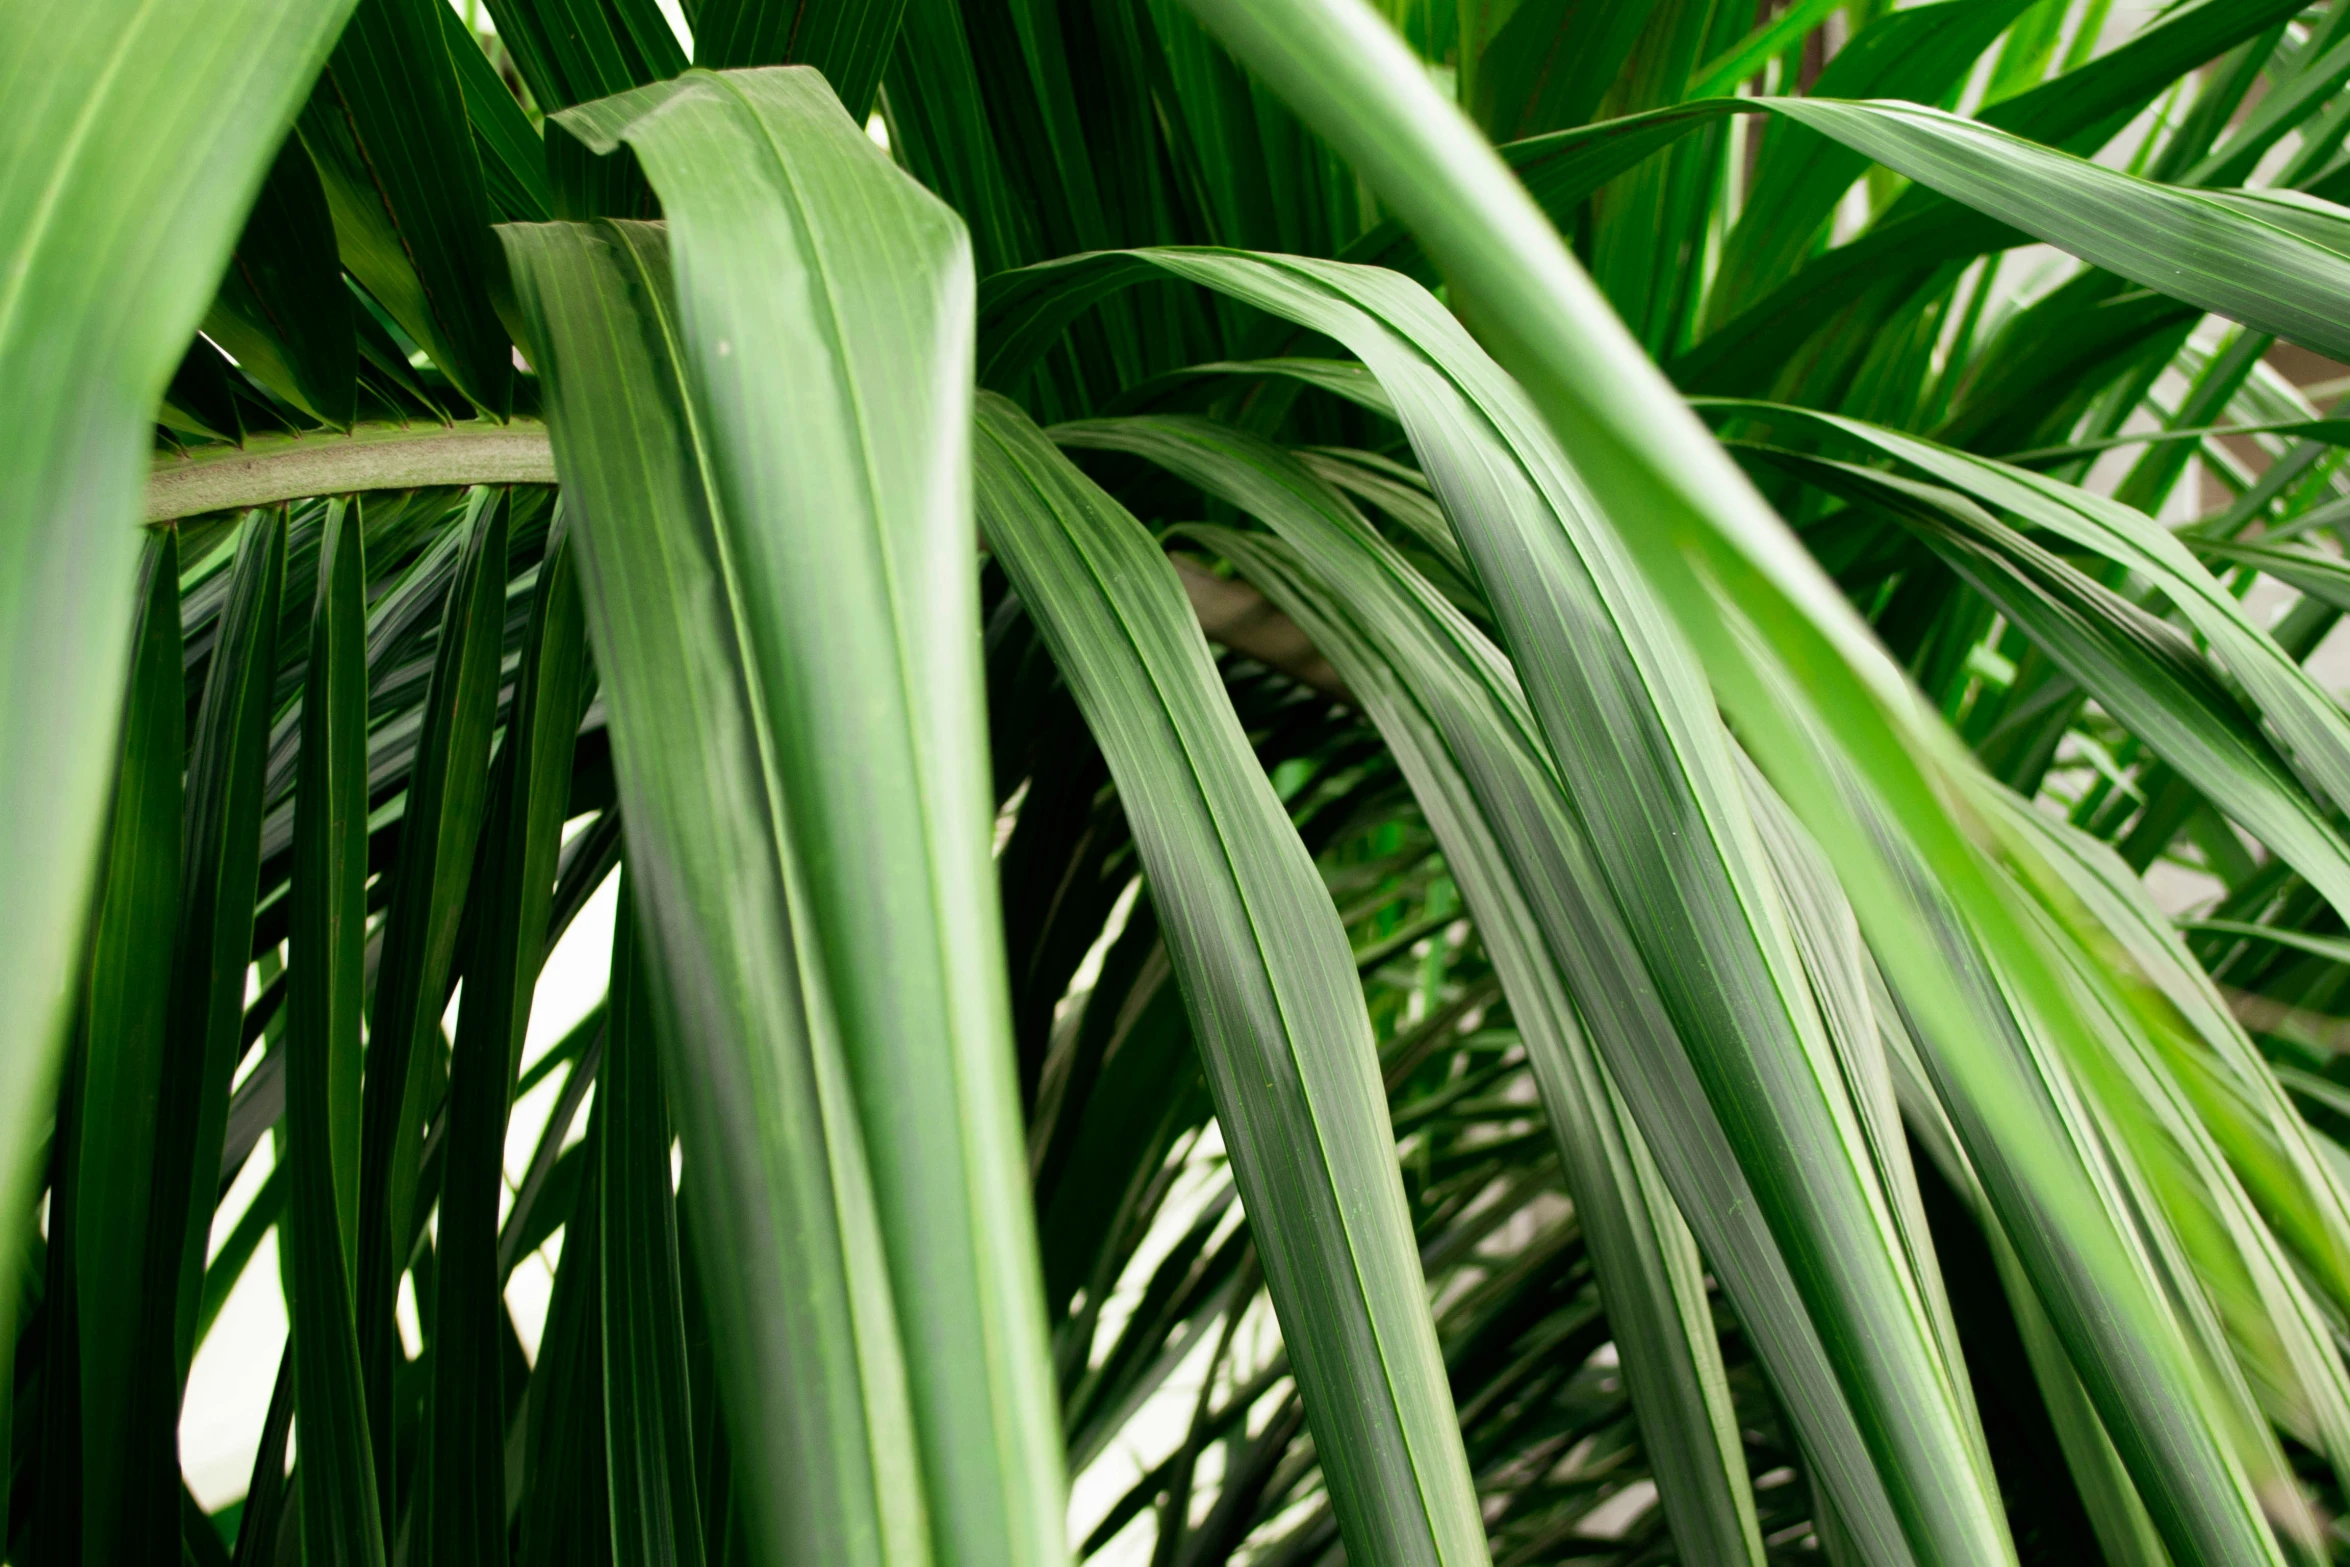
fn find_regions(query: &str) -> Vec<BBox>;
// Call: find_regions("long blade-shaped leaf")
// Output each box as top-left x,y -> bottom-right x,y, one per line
555,68 -> 1065,1566
286,497 -> 385,1567
992,252 -> 2005,1564
975,393 -> 1488,1566
424,518 -> 587,1563
301,0 -> 512,412
1155,4 -> 2289,1560
500,213 -> 928,1567
519,1110 -> 613,1567
74,534 -> 183,1562
1181,507 -> 1766,1565
203,134 -> 355,428
1713,400 -> 2350,849
1994,793 -> 2350,1335
140,506 -> 287,1535
692,0 -> 909,119
355,486 -> 508,1517
1757,450 -> 2350,918
0,0 -> 356,1331
603,888 -> 706,1567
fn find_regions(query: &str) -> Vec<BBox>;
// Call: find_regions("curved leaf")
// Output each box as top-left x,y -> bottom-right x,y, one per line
1142,3 -> 2290,1560
976,393 -> 1488,1567
991,250 -> 2011,1563
1153,478 -> 1769,1564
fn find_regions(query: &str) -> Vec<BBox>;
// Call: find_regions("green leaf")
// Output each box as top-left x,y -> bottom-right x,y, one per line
1707,0 -> 2042,326
554,68 -> 1066,1566
1761,95 -> 2350,363
1677,0 -> 2310,387
1753,448 -> 2350,919
285,496 -> 386,1566
1685,0 -> 1846,99
993,249 -> 2009,1563
480,0 -> 686,111
74,533 -> 184,1563
500,212 -> 927,1567
519,1108 -> 613,1567
692,0 -> 909,118
423,516 -> 587,1564
883,0 -> 1035,278
1470,0 -> 1648,142
1712,400 -> 2350,848
1154,479 -> 1766,1560
232,1353 -> 297,1567
0,0 -> 356,1353
439,2 -> 555,223
301,0 -> 513,413
203,134 -> 357,428
1147,3 -> 2289,1561
2018,860 -> 2350,1331
354,486 -> 509,1522
975,392 -> 1488,1567
601,889 -> 706,1567
159,507 -> 288,1377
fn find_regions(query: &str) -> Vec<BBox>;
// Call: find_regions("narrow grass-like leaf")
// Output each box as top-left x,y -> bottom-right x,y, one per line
602,889 -> 706,1567
204,135 -> 356,428
1759,450 -> 2350,919
231,1352 -> 297,1567
424,518 -> 586,1564
440,2 -> 553,223
154,508 -> 287,1397
520,1109 -> 613,1567
285,497 -> 385,1567
500,214 -> 928,1567
557,69 -> 1065,1566
1997,800 -> 2350,1326
1705,0 -> 2042,327
977,393 -> 1488,1566
302,0 -> 512,413
354,486 -> 508,1514
73,534 -> 183,1563
480,0 -> 684,113
1716,400 -> 2350,850
692,0 -> 908,118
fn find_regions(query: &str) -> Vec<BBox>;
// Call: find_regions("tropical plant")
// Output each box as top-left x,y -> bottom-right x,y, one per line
20,0 -> 2350,1562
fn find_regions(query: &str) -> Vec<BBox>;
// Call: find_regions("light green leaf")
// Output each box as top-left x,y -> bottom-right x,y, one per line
1164,487 -> 1767,1563
0,0 -> 357,1345
976,393 -> 1489,1567
554,67 -> 1066,1567
501,212 -> 927,1567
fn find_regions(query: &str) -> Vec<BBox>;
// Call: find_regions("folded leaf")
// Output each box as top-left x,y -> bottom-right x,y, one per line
502,213 -> 928,1567
555,69 -> 1066,1566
